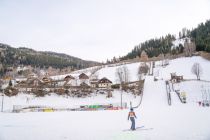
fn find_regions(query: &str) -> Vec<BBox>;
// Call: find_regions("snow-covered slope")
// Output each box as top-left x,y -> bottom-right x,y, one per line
139,76 -> 210,140
155,56 -> 210,81
1,56 -> 210,140
97,62 -> 141,84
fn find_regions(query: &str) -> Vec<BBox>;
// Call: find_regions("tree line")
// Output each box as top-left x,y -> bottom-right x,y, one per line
190,20 -> 210,52
0,44 -> 99,76
121,34 -> 176,60
121,19 -> 210,60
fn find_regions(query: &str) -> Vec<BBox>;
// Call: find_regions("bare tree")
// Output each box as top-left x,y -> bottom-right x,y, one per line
116,66 -> 130,108
184,39 -> 196,57
122,66 -> 129,84
116,67 -> 123,84
90,66 -> 101,80
138,63 -> 149,80
116,66 -> 129,88
90,71 -> 99,81
191,63 -> 203,80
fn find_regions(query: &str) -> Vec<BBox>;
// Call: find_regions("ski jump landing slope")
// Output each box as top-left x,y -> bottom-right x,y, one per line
135,76 -> 210,140
141,76 -> 168,108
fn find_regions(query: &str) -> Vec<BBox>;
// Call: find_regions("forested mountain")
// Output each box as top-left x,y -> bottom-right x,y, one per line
0,43 -> 99,75
121,19 -> 210,60
191,20 -> 210,52
121,34 -> 176,60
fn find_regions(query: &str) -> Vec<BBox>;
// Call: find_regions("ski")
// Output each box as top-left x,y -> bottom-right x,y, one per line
123,126 -> 144,131
135,128 -> 153,131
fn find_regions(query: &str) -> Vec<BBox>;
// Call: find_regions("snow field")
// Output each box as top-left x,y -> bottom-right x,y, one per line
1,56 -> 210,140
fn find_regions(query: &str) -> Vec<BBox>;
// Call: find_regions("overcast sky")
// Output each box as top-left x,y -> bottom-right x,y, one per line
0,0 -> 210,62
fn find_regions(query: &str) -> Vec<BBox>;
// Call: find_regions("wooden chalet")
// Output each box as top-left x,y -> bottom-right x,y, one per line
64,75 -> 75,81
16,77 -> 43,88
26,78 -> 43,87
15,80 -> 27,87
42,77 -> 52,83
98,77 -> 112,88
80,82 -> 90,88
79,73 -> 90,86
63,76 -> 77,87
90,79 -> 99,88
170,73 -> 183,83
79,73 -> 89,79
27,73 -> 38,79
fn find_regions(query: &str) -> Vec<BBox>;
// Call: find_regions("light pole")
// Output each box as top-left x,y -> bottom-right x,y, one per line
120,84 -> 122,109
1,89 -> 4,112
120,86 -> 122,109
130,101 -> 132,109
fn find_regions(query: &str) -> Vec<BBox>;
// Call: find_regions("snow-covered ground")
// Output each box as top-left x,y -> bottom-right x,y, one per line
171,38 -> 186,49
1,91 -> 139,112
1,56 -> 210,140
154,56 -> 210,81
97,62 -> 141,84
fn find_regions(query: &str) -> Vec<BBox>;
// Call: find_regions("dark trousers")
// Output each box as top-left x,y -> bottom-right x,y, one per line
130,117 -> 135,130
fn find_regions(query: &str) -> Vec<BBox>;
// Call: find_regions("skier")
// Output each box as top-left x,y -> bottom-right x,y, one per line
128,108 -> 137,130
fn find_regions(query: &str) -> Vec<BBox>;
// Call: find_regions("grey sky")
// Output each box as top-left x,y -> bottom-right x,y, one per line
0,0 -> 210,62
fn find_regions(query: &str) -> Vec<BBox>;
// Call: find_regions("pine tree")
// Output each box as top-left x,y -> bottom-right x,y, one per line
9,80 -> 12,87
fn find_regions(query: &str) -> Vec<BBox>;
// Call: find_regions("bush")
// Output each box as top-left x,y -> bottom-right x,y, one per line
9,80 -> 13,87
111,84 -> 120,89
4,87 -> 18,96
33,89 -> 47,97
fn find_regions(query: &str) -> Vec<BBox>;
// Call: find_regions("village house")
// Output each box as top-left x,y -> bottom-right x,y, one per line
27,73 -> 38,79
98,77 -> 112,89
90,79 -> 99,88
2,76 -> 12,85
80,82 -> 90,88
26,77 -> 43,87
170,73 -> 183,83
42,76 -> 53,84
16,66 -> 29,73
15,76 -> 27,85
15,80 -> 27,88
49,75 -> 65,87
79,73 -> 90,85
63,75 -> 76,87
15,77 -> 43,88
64,75 -> 75,81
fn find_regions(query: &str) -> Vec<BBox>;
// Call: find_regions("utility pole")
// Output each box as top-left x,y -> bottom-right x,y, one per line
121,87 -> 122,109
120,81 -> 123,109
130,101 -> 132,109
1,89 -> 4,112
